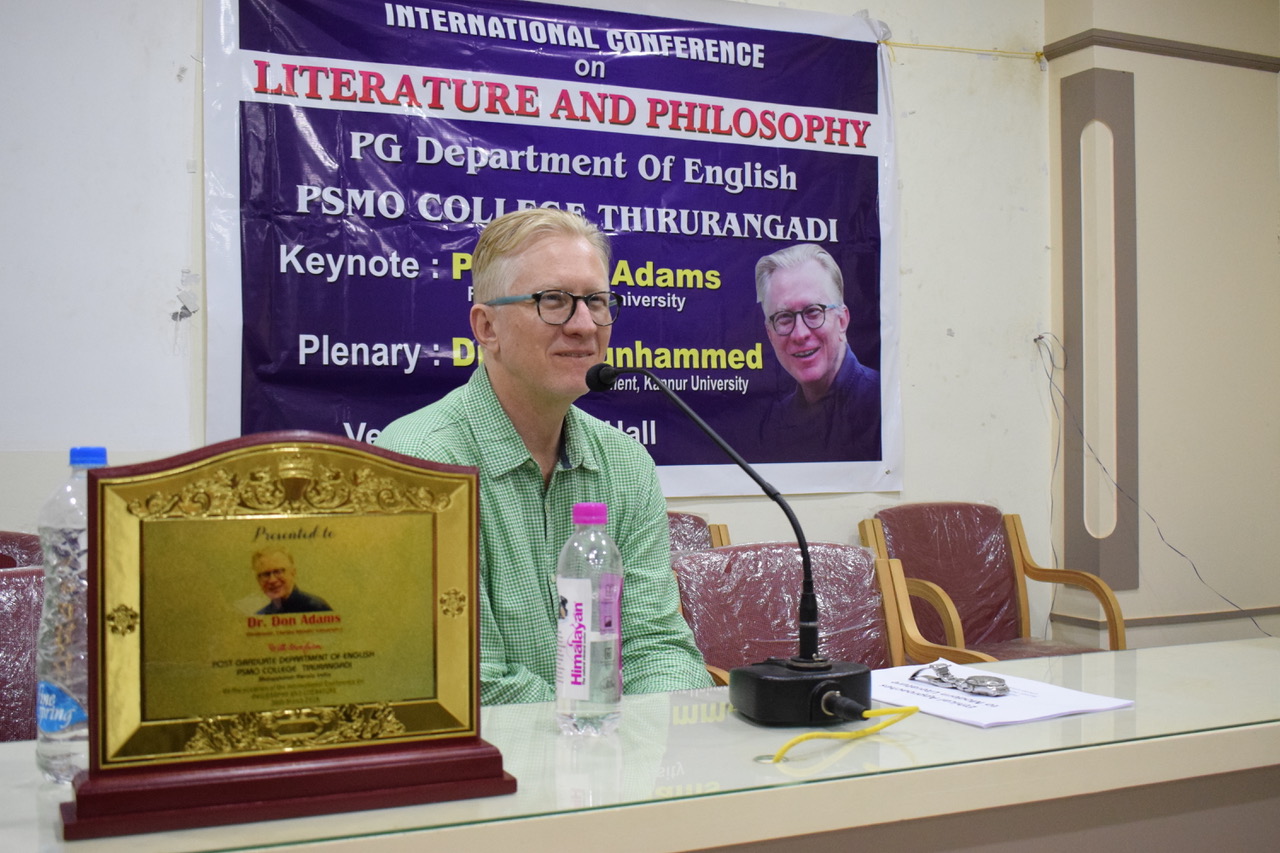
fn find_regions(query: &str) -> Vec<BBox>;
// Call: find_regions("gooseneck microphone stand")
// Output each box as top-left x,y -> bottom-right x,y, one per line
586,363 -> 870,725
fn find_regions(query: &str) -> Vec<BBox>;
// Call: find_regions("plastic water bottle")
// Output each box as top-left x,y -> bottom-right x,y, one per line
555,502 -> 623,735
36,446 -> 107,783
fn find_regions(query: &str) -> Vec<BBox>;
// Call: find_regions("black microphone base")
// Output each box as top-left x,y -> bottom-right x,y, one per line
728,659 -> 871,726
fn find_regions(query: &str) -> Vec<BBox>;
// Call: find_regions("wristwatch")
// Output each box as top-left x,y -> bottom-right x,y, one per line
910,662 -> 1010,697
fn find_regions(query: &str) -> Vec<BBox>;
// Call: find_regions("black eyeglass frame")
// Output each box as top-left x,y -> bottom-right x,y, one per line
767,303 -> 842,336
483,289 -> 621,326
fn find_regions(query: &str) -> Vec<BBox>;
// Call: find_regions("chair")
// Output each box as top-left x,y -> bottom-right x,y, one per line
0,531 -> 41,569
666,511 -> 730,555
672,541 -> 993,685
1,531 -> 44,741
860,502 -> 1126,660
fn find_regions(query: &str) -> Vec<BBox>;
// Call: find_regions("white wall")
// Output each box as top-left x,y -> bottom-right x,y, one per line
1045,0 -> 1280,645
0,0 -> 205,515
2,0 -> 1276,647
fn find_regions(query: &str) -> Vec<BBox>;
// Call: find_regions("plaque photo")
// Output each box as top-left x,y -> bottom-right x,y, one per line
61,431 -> 515,839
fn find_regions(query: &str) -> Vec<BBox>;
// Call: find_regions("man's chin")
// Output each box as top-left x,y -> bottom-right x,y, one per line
556,365 -> 596,397
785,365 -> 824,386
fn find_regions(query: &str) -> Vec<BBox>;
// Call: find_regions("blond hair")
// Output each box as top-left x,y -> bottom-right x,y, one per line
251,546 -> 294,570
471,208 -> 611,303
754,243 -> 844,308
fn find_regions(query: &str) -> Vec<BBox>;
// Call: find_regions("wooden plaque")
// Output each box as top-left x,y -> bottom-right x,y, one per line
61,431 -> 515,839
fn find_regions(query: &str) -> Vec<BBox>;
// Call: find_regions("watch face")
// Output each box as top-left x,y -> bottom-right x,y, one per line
961,676 -> 1010,696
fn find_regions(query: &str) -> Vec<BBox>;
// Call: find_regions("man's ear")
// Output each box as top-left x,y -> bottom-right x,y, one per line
471,303 -> 499,353
835,304 -> 851,342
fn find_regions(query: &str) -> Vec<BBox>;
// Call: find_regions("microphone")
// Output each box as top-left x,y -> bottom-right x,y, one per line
586,363 -> 870,726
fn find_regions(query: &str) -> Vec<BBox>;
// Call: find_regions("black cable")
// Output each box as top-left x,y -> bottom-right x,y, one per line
820,691 -> 867,722
1032,333 -> 1272,638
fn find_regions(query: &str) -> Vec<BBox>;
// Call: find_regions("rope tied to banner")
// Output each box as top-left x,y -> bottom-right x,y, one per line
879,40 -> 1046,67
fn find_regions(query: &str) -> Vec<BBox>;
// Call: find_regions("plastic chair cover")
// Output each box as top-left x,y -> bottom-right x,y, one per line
877,503 -> 1020,647
0,566 -> 42,741
666,511 -> 714,555
0,531 -> 41,569
0,533 -> 42,740
672,541 -> 895,672
876,503 -> 1101,659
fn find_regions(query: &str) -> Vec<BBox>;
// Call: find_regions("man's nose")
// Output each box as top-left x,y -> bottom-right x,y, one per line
790,321 -> 817,342
562,297 -> 596,331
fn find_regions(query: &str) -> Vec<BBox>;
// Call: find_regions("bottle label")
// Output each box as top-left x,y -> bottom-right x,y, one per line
557,577 -> 592,701
601,572 -> 622,689
37,681 -> 88,734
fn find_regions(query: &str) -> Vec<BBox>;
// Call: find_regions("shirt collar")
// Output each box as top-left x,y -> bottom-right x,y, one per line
462,367 -> 604,477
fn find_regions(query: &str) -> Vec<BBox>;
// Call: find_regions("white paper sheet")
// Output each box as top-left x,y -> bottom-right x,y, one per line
871,659 -> 1133,728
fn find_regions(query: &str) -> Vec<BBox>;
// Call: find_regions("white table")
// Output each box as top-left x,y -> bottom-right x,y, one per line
3,638 -> 1278,851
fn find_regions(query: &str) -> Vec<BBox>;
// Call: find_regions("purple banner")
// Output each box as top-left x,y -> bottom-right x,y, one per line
207,0 -> 901,494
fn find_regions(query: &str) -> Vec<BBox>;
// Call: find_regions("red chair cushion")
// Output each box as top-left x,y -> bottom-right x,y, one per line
0,567 -> 43,741
969,637 -> 1104,660
672,541 -> 895,671
666,512 -> 713,555
877,503 -> 1021,646
0,531 -> 41,570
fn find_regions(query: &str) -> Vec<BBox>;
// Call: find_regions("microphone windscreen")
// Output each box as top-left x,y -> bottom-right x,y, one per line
585,362 -> 618,392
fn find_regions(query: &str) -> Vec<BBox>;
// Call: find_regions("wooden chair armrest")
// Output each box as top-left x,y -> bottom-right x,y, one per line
857,518 -> 887,558
1023,563 -> 1127,650
879,558 -> 997,665
708,524 -> 731,548
905,578 -> 966,647
1007,515 -> 1127,650
904,636 -> 998,666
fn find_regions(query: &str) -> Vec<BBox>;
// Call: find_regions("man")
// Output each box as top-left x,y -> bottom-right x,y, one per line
377,207 -> 711,704
252,546 -> 332,614
756,243 -> 881,462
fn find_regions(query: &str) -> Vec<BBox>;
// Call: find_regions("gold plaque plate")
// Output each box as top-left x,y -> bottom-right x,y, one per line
88,431 -> 480,770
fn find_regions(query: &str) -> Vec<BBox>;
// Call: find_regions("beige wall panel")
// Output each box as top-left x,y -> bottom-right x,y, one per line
1047,0 -> 1280,56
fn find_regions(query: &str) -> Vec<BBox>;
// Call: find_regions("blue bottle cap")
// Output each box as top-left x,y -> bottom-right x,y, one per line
69,446 -> 108,467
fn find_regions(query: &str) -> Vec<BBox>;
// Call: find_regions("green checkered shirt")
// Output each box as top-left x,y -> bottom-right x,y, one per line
377,367 -> 712,704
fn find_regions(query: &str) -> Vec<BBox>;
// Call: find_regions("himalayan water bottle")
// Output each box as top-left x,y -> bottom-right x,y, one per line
555,502 -> 623,735
35,446 -> 107,783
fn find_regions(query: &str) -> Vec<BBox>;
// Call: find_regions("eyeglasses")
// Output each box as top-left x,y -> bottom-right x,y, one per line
483,289 -> 621,327
767,303 -> 841,336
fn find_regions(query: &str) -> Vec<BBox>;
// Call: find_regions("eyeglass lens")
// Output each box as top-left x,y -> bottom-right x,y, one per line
770,305 -> 830,335
537,290 -> 620,326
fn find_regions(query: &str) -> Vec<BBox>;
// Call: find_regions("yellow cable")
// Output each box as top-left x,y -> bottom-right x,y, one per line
768,706 -> 919,764
879,40 -> 1044,64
